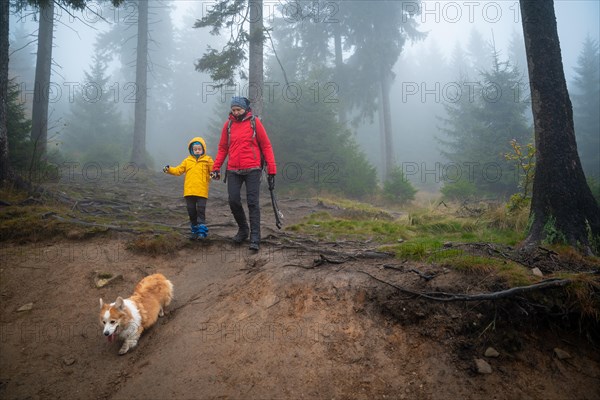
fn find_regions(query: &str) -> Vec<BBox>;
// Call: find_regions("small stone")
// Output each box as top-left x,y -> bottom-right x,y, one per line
17,303 -> 33,312
484,347 -> 500,358
63,357 -> 76,366
531,267 -> 543,277
554,348 -> 571,360
474,358 -> 492,374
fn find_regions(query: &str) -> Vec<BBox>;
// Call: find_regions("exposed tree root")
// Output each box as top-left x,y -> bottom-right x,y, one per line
356,270 -> 572,302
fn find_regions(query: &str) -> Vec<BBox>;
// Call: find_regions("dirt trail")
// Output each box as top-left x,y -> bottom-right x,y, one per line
1,174 -> 599,399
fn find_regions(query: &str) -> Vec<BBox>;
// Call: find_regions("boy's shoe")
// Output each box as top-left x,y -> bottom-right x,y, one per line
190,224 -> 200,240
197,224 -> 208,239
249,241 -> 260,251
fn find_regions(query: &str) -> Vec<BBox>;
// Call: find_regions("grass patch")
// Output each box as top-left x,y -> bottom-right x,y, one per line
289,197 -> 526,249
126,233 -> 184,256
291,211 -> 409,242
420,249 -> 533,286
289,197 -> 540,289
317,197 -> 395,220
563,273 -> 600,321
0,205 -> 97,242
0,186 -> 176,242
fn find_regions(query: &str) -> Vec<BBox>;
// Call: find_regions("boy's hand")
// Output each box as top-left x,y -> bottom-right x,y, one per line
210,171 -> 221,180
163,165 -> 169,173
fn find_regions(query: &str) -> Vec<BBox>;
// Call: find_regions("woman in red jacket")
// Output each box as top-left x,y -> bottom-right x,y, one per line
211,97 -> 277,251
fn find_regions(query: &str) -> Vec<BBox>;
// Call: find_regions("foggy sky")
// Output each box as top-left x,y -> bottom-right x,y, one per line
7,0 -> 600,179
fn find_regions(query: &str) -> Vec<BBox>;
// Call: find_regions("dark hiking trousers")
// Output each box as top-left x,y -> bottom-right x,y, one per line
227,169 -> 261,242
185,196 -> 207,225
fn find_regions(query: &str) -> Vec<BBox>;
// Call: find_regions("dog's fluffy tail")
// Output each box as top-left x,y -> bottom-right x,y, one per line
135,273 -> 174,308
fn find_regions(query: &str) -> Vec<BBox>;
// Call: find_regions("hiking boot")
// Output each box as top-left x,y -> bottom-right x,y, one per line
248,226 -> 260,251
232,226 -> 249,243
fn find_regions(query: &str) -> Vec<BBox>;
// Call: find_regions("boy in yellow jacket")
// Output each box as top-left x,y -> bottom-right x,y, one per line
163,137 -> 214,239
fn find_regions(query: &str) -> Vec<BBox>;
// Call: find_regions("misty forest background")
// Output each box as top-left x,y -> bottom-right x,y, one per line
5,0 -> 600,204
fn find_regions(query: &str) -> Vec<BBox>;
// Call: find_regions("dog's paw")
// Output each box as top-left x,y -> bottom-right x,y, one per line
118,345 -> 129,355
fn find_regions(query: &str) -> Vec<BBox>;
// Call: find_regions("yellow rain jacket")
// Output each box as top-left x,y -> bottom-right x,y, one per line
166,137 -> 214,198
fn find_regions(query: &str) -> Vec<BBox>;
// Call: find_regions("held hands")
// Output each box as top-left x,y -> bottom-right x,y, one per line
210,171 -> 221,180
267,174 -> 275,190
163,165 -> 169,173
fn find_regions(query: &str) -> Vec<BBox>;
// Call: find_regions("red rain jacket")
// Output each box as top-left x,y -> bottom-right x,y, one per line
213,111 -> 277,175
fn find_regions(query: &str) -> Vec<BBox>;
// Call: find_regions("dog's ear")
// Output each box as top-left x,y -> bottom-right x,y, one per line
114,297 -> 125,310
99,298 -> 104,308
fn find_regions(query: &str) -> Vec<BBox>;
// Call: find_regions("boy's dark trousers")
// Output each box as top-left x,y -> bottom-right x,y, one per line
185,196 -> 207,225
227,169 -> 261,242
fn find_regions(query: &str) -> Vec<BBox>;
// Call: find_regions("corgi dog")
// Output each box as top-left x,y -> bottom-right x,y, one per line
99,273 -> 173,355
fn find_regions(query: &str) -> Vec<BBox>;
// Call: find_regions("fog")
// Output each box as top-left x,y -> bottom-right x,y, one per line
7,0 -> 600,190
354,0 -> 599,187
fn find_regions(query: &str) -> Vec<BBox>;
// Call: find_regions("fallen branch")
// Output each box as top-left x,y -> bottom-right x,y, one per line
356,270 -> 572,302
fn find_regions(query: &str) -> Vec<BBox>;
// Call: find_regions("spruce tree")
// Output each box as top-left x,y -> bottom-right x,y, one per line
572,35 -> 600,179
7,79 -> 32,171
61,55 -> 129,164
439,54 -> 531,196
264,81 -> 377,198
519,0 -> 600,253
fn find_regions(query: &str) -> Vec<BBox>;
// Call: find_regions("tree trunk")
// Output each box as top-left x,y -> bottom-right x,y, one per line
380,69 -> 394,181
131,0 -> 148,168
31,0 -> 54,162
520,0 -> 600,253
334,28 -> 346,126
248,0 -> 264,118
378,95 -> 386,179
0,0 -> 10,184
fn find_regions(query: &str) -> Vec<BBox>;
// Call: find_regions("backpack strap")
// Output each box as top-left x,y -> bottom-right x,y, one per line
227,115 -> 265,171
250,116 -> 256,139
227,115 -> 256,145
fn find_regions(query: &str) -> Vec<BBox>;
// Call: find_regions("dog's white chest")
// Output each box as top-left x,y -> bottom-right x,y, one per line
120,299 -> 142,337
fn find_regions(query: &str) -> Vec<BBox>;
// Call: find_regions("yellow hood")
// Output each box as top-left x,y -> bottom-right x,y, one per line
188,136 -> 207,157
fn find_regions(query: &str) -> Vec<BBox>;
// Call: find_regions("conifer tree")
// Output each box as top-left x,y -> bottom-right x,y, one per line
1,0 -> 124,185
439,53 -> 531,196
7,78 -> 32,171
61,55 -> 129,164
571,35 -> 600,179
0,0 -> 9,184
194,0 -> 265,115
519,0 -> 600,253
264,81 -> 377,198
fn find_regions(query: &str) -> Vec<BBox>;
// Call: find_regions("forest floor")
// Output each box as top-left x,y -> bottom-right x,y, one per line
0,171 -> 599,400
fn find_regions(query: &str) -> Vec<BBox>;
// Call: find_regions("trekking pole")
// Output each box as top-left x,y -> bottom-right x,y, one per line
268,180 -> 283,229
